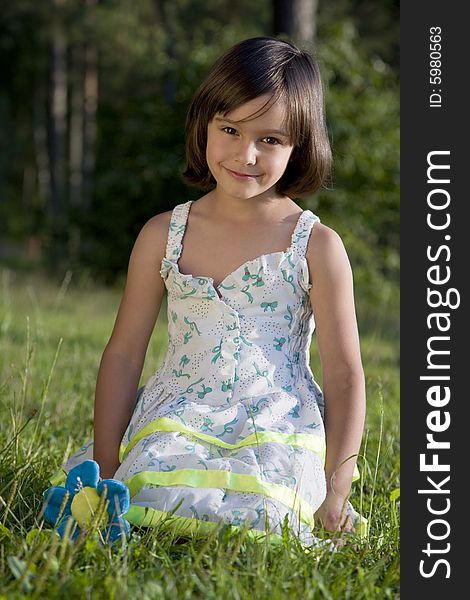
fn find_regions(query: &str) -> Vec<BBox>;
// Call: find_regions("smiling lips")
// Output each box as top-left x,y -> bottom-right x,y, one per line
224,167 -> 260,180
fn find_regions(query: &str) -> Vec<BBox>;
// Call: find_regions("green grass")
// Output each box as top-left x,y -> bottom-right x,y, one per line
0,267 -> 399,598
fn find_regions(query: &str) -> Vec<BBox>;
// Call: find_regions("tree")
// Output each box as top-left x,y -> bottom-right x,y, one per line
273,0 -> 318,44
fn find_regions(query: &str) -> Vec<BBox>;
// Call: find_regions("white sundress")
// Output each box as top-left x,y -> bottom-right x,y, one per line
63,199 -> 362,546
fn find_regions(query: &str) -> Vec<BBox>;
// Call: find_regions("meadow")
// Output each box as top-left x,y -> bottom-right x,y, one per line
0,267 -> 399,598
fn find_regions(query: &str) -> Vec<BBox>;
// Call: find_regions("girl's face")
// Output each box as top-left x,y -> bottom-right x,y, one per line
206,95 -> 294,202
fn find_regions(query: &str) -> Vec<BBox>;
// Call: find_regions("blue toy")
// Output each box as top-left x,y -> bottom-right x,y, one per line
43,460 -> 130,543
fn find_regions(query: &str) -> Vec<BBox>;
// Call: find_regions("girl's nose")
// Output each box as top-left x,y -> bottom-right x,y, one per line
234,140 -> 257,165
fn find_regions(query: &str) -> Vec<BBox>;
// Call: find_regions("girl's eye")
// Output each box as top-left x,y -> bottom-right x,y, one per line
222,127 -> 237,135
262,137 -> 281,145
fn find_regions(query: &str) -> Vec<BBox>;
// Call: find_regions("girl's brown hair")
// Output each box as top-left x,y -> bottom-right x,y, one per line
183,37 -> 332,198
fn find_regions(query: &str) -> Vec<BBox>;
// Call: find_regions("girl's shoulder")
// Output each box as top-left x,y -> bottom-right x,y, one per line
132,210 -> 173,264
144,209 -> 173,232
305,221 -> 353,283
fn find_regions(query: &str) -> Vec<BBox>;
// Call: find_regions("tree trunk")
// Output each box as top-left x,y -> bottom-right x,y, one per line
48,0 -> 68,224
68,40 -> 86,261
82,34 -> 98,212
82,46 -> 98,210
159,0 -> 177,104
273,0 -> 318,45
69,43 -> 84,209
33,85 -> 51,211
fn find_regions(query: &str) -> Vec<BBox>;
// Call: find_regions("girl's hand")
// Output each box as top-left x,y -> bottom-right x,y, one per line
315,492 -> 354,533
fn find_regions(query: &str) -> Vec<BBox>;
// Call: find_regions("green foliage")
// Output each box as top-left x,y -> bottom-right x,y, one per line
312,19 -> 399,302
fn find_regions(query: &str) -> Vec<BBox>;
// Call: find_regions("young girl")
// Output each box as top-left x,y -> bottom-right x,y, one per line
61,37 -> 366,545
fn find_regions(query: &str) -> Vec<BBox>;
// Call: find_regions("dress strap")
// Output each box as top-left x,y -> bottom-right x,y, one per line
164,200 -> 194,261
165,202 -> 319,261
290,210 -> 321,259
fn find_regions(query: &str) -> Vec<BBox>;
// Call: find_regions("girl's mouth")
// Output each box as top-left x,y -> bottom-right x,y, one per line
224,167 -> 259,180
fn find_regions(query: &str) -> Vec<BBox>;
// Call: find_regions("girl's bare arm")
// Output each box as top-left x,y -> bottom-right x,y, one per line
93,212 -> 170,478
307,224 -> 366,530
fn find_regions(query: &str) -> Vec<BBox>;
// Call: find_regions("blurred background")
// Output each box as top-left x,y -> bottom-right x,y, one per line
0,0 -> 399,305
